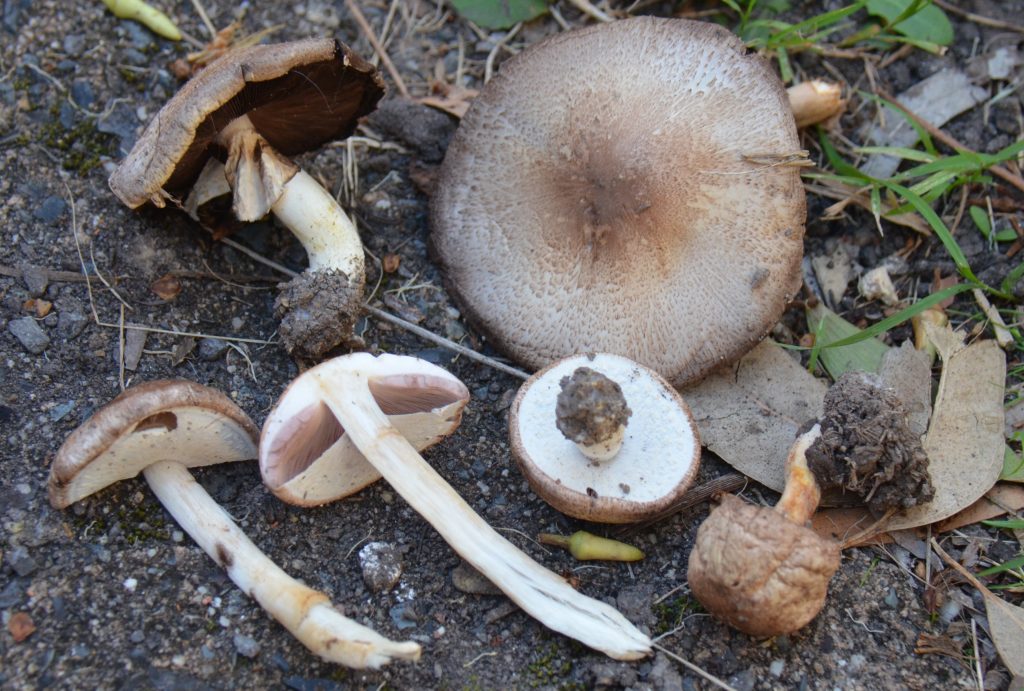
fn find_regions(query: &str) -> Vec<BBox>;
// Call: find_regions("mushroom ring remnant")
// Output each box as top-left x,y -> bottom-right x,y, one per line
510,353 -> 700,523
108,38 -> 385,359
431,17 -> 806,386
260,352 -> 652,660
48,380 -> 420,668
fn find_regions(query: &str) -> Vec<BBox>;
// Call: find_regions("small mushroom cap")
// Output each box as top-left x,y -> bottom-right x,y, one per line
259,353 -> 470,506
509,353 -> 700,523
687,494 -> 841,637
109,38 -> 384,209
49,380 -> 259,509
431,17 -> 805,386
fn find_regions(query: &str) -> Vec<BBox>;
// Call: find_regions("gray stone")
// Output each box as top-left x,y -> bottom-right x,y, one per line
388,602 -> 418,630
7,545 -> 37,577
124,20 -> 155,48
359,541 -> 403,593
63,34 -> 87,57
451,561 -> 501,596
615,584 -> 656,628
97,101 -> 139,152
34,196 -> 66,223
21,266 -> 47,296
649,652 -> 683,691
9,316 -> 50,354
0,579 -> 22,607
232,633 -> 260,658
56,297 -> 88,340
70,80 -> 94,108
197,337 -> 229,361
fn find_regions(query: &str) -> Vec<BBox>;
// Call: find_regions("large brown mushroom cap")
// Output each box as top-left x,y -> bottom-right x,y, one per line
686,494 -> 840,637
431,18 -> 805,386
109,37 -> 384,209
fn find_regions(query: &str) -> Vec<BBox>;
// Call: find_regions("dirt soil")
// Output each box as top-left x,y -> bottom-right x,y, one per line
2,1 -> 1022,689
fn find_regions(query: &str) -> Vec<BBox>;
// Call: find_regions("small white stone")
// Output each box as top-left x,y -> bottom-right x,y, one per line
769,660 -> 785,677
123,577 -> 138,592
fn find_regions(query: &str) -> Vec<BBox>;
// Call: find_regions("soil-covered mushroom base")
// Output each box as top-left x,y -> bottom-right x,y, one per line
1,0 -> 1019,689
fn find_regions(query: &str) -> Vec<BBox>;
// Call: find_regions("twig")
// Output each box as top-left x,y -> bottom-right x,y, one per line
218,238 -> 532,380
971,616 -> 984,691
484,23 -> 522,84
566,0 -> 614,23
652,643 -> 737,691
463,651 -> 498,668
189,0 -> 217,38
345,0 -> 410,98
933,0 -> 1024,34
876,88 -> 1024,196
614,474 -> 748,537
972,288 -> 1015,349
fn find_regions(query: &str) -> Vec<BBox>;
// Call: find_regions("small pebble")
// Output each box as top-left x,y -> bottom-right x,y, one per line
770,660 -> 785,678
9,317 -> 50,354
21,266 -> 47,296
123,577 -> 138,592
33,196 -> 66,223
359,542 -> 403,593
233,633 -> 260,659
198,337 -> 229,361
7,546 -> 37,578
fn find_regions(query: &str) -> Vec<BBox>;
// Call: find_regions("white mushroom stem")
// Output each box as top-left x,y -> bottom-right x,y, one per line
272,170 -> 365,283
311,369 -> 652,661
775,423 -> 823,525
576,425 -> 626,462
142,460 -> 421,668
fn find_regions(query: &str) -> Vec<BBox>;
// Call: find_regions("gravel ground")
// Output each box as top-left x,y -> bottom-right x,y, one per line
2,1 -> 1022,689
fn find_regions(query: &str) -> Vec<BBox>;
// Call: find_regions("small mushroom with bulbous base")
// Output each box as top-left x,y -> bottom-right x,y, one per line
108,38 -> 385,359
687,424 -> 840,637
511,353 -> 700,524
48,380 -> 420,668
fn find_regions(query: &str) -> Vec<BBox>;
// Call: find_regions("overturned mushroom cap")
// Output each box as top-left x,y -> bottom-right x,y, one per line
431,17 -> 805,386
109,37 -> 384,210
260,355 -> 470,506
510,353 -> 700,523
49,380 -> 258,508
687,494 -> 840,636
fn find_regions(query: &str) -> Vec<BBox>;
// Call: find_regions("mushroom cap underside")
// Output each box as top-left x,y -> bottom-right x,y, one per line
48,380 -> 259,509
259,353 -> 470,506
431,17 -> 806,386
510,353 -> 700,523
109,37 -> 385,208
687,494 -> 841,637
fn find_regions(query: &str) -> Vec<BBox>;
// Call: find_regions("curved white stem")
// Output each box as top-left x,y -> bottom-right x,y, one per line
272,171 -> 365,283
142,461 -> 420,668
312,370 -> 652,661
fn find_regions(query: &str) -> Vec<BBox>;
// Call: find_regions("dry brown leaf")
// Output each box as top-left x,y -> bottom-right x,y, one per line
878,341 -> 933,437
419,86 -> 479,119
681,341 -> 827,492
883,325 -> 1006,531
933,539 -> 1024,678
382,254 -> 401,273
8,611 -> 35,642
151,274 -> 182,301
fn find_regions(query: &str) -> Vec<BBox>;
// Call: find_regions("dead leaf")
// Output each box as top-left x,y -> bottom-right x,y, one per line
419,86 -> 478,119
382,254 -> 401,273
810,245 -> 853,307
123,326 -> 147,372
913,631 -> 968,662
883,324 -> 1006,531
933,539 -> 1024,678
878,341 -> 933,437
8,612 -> 35,642
23,298 -> 52,318
151,274 -> 182,301
682,341 -> 827,492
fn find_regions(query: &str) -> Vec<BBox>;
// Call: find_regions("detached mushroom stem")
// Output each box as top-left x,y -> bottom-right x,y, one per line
304,356 -> 651,660
144,461 -> 421,668
775,423 -> 822,524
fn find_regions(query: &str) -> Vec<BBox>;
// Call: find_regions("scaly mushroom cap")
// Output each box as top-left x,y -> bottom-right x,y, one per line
49,380 -> 259,508
109,37 -> 384,210
687,494 -> 840,637
431,17 -> 805,386
510,353 -> 700,523
260,353 -> 470,506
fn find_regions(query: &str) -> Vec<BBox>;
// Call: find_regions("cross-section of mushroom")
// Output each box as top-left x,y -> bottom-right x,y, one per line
108,38 -> 385,358
431,17 -> 806,385
48,380 -> 420,668
260,353 -> 652,660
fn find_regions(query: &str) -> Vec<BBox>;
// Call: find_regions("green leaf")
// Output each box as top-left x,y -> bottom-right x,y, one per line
983,518 -> 1024,530
1002,444 -> 1024,482
806,303 -> 890,379
449,0 -> 548,29
866,0 -> 953,46
979,554 -> 1024,577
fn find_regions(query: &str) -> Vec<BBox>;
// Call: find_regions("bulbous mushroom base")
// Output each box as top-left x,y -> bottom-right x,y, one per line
687,494 -> 840,637
275,269 -> 364,359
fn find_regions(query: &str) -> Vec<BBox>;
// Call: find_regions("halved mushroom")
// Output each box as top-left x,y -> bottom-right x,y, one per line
108,38 -> 385,358
431,17 -> 806,386
260,353 -> 652,660
48,380 -> 420,668
510,353 -> 700,523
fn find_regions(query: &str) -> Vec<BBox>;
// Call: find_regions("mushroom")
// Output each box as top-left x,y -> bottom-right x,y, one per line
686,424 -> 841,636
48,380 -> 420,668
509,353 -> 700,523
108,38 -> 385,358
431,17 -> 806,386
260,352 -> 652,660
